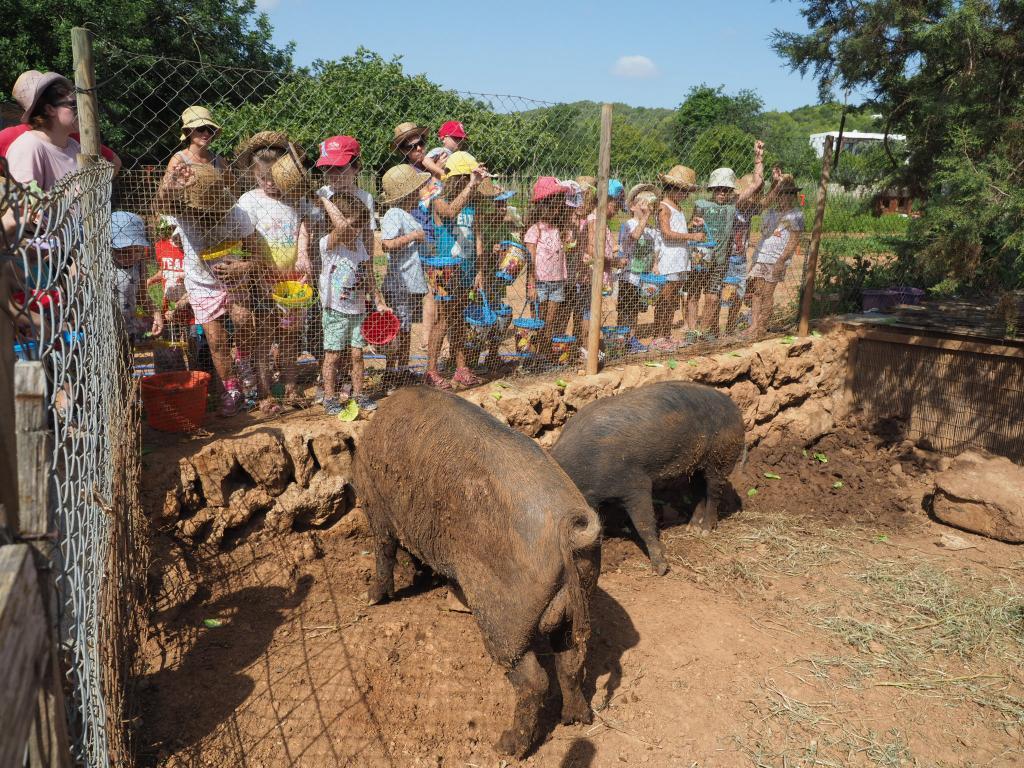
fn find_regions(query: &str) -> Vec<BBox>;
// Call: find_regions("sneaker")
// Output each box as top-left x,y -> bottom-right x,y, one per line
626,337 -> 649,354
322,397 -> 344,416
452,367 -> 483,388
236,359 -> 257,391
219,388 -> 244,417
650,337 -> 677,352
354,394 -> 378,412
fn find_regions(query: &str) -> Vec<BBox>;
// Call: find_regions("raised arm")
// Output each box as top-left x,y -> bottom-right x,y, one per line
737,140 -> 765,206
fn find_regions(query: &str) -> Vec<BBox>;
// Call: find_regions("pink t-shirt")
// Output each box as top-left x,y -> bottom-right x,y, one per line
6,131 -> 80,191
525,222 -> 567,282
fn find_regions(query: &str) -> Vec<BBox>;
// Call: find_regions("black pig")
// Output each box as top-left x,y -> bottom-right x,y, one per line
551,381 -> 744,575
352,386 -> 602,757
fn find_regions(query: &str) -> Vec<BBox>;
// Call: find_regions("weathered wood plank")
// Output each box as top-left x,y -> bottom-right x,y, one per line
14,361 -> 51,540
0,544 -> 47,768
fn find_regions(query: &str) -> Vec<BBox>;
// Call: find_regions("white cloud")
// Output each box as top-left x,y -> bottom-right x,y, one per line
611,55 -> 658,79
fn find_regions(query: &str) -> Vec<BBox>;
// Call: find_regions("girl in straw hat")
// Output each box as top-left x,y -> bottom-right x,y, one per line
236,134 -> 314,407
747,173 -> 804,338
156,162 -> 279,417
379,164 -> 432,387
424,150 -> 491,389
160,106 -> 232,193
651,165 -> 707,351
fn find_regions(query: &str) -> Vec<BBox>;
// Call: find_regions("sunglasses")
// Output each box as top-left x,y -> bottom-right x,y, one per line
400,139 -> 425,152
54,99 -> 79,113
192,125 -> 217,135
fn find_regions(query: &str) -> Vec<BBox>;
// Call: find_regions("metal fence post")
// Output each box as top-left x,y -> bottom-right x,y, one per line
587,104 -> 613,375
71,27 -> 102,164
798,134 -> 834,336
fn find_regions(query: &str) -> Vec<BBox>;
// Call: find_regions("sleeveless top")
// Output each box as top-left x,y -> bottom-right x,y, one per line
656,200 -> 690,274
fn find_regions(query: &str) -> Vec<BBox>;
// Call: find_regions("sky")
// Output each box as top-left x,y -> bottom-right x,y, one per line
255,0 -> 827,113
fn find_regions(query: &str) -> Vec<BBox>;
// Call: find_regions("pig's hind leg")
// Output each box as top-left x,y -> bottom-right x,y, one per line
623,476 -> 669,575
552,624 -> 593,725
367,530 -> 398,605
496,650 -> 547,757
689,468 -> 726,533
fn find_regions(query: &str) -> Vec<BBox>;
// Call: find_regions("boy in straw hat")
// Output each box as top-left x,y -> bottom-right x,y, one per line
693,139 -> 764,338
156,162 -> 278,417
617,183 -> 662,353
651,164 -> 707,351
379,163 -> 432,387
748,173 -> 804,338
236,132 -> 314,407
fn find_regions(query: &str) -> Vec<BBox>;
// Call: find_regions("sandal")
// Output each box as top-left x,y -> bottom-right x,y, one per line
219,389 -> 244,418
452,367 -> 483,388
425,370 -> 452,390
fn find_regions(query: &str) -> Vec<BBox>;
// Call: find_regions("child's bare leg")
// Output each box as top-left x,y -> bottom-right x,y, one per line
427,301 -> 449,375
701,292 -> 721,335
322,351 -> 341,399
421,293 -> 434,349
350,346 -> 364,397
230,302 -> 271,397
653,284 -> 675,338
278,317 -> 300,395
202,317 -> 234,389
535,300 -> 557,359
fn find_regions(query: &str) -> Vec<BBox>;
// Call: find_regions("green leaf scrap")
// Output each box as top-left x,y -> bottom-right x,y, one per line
811,330 -> 823,338
832,480 -> 844,489
644,361 -> 663,368
747,487 -> 758,497
337,400 -> 360,422
667,359 -> 678,369
780,335 -> 796,345
555,378 -> 569,388
763,471 -> 781,480
491,391 -> 503,401
202,618 -> 224,628
814,452 -> 829,464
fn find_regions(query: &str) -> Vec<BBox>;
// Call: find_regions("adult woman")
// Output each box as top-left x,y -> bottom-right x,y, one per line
6,70 -> 81,191
160,106 -> 231,192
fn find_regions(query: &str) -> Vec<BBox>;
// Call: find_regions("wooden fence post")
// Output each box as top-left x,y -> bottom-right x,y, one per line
587,104 -> 613,375
798,134 -> 834,336
71,27 -> 102,165
15,362 -> 72,768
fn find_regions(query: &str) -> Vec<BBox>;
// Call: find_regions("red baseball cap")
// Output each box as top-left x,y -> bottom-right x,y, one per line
531,176 -> 571,203
316,135 -> 360,168
438,120 -> 466,140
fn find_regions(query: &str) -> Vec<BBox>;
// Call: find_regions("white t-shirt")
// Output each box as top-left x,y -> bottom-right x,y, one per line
176,206 -> 256,302
755,209 -> 805,265
379,207 -> 428,296
620,219 -> 660,284
319,235 -> 369,314
237,190 -> 302,272
656,201 -> 690,274
7,131 -> 80,191
352,187 -> 377,231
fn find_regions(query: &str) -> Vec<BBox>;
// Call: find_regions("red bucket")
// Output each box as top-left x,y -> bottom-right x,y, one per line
13,289 -> 60,312
362,310 -> 400,346
141,371 -> 211,432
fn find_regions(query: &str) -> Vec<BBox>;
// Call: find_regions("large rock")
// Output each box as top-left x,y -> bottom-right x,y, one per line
265,473 -> 353,532
563,371 -> 622,410
496,393 -> 543,437
933,451 -> 1024,543
235,431 -> 293,496
189,442 -> 239,506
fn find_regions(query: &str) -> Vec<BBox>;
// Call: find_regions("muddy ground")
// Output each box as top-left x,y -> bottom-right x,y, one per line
136,420 -> 1024,767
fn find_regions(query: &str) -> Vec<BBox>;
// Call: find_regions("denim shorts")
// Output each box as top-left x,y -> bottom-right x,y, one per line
322,309 -> 366,351
536,280 -> 566,303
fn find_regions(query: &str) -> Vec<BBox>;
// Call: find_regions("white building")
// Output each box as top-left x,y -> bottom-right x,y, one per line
809,131 -> 906,158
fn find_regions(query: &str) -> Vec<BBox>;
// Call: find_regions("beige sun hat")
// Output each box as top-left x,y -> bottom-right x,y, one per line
708,167 -> 738,190
575,175 -> 597,191
13,70 -> 73,122
379,164 -> 431,205
159,164 -> 235,217
236,130 -> 291,167
659,165 -> 698,189
271,150 -> 313,198
475,177 -> 503,198
626,182 -> 658,208
179,106 -> 222,142
392,122 -> 429,150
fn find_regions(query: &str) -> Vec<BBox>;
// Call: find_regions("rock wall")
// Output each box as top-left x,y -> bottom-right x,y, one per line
148,331 -> 851,547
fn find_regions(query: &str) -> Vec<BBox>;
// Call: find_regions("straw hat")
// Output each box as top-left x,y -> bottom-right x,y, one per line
392,122 -> 429,150
179,106 -> 221,142
659,165 -> 697,189
159,164 -> 235,216
236,130 -> 291,166
379,164 -> 431,205
576,175 -> 597,191
271,151 -> 313,198
771,173 -> 800,195
626,182 -> 658,208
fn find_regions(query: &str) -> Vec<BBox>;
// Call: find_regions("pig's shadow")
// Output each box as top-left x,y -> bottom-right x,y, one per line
584,586 -> 639,710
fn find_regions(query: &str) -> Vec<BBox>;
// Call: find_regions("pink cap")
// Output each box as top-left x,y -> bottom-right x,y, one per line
438,120 -> 466,140
531,176 -> 570,203
316,135 -> 360,168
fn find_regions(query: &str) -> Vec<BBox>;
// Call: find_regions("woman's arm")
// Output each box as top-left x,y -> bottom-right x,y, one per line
525,239 -> 538,300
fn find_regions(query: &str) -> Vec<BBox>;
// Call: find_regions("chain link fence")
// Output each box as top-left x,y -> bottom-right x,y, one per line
4,157 -> 146,766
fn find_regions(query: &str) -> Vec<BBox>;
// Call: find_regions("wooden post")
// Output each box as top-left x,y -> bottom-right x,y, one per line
587,104 -> 613,375
71,27 -> 102,165
798,134 -> 834,337
0,266 -> 16,536
15,362 -> 72,768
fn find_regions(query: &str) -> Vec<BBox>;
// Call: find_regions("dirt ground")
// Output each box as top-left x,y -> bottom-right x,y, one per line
136,421 -> 1024,768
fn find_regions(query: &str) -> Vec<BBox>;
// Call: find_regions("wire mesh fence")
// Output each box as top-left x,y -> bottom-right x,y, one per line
4,157 -> 145,767
89,40 -> 848,432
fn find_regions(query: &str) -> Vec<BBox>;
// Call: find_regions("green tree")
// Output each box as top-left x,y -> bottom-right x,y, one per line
0,0 -> 294,162
670,84 -> 763,156
773,0 -> 1024,289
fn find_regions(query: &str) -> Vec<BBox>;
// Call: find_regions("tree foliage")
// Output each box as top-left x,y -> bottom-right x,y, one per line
773,0 -> 1024,288
670,85 -> 763,156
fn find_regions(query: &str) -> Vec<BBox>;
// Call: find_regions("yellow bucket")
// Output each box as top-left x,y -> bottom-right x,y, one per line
271,280 -> 315,309
200,240 -> 245,264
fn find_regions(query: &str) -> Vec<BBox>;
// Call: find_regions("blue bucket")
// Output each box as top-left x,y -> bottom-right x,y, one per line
465,289 -> 498,327
512,299 -> 545,331
495,240 -> 529,283
14,341 -> 39,361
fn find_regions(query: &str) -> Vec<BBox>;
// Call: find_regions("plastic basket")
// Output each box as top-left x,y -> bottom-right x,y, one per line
512,299 -> 545,331
271,280 -> 315,309
465,289 -> 498,327
141,371 -> 211,432
601,325 -> 630,357
362,310 -> 400,346
551,335 -> 577,365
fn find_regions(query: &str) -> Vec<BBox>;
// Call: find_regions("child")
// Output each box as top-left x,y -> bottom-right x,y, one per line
318,190 -> 386,414
379,164 -> 431,387
155,163 -> 276,416
524,176 -> 573,364
575,179 -> 626,352
146,216 -> 194,372
651,165 -> 706,351
477,181 -> 521,370
723,171 -> 766,335
423,120 -> 467,179
425,151 -> 490,389
316,135 -> 376,247
694,140 -> 764,338
748,174 -> 804,338
617,184 -> 661,353
110,210 -> 154,341
236,133 -> 313,407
